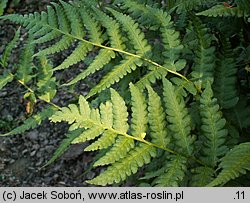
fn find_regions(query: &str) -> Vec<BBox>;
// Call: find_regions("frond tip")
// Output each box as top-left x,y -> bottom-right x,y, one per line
207,142 -> 250,186
87,143 -> 156,186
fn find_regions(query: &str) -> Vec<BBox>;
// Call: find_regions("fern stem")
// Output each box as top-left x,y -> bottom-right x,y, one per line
8,72 -> 62,110
39,26 -> 189,82
105,127 -> 208,167
84,41 -> 189,82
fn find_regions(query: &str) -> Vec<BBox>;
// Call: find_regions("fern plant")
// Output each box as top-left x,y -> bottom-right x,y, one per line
0,0 -> 249,186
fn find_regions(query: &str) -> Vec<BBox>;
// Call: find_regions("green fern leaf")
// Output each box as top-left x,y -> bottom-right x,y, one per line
176,0 -> 209,13
108,8 -> 151,56
135,65 -> 168,90
0,28 -> 20,67
84,130 -> 117,152
88,143 -> 156,186
110,88 -> 129,132
171,77 -> 197,96
93,89 -> 132,166
100,101 -> 113,128
117,0 -> 159,29
200,82 -> 228,167
72,126 -> 104,143
0,72 -> 14,90
35,36 -> 74,56
50,104 -> 81,124
154,155 -> 187,187
230,97 -> 250,129
93,136 -> 134,167
207,142 -> 250,186
1,107 -> 55,136
44,128 -> 84,166
60,0 -> 84,38
79,7 -> 103,44
130,83 -> 148,137
163,78 -> 194,155
16,35 -> 35,84
197,5 -> 244,17
93,8 -> 125,50
147,86 -> 169,147
190,166 -> 214,186
213,38 -> 238,109
0,0 -> 8,16
53,42 -> 92,71
37,56 -> 57,102
86,57 -> 142,99
190,17 -> 215,90
64,49 -> 116,86
52,3 -> 70,32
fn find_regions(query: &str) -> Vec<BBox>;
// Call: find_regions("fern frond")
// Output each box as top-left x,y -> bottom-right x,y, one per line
93,136 -> 134,167
44,128 -> 84,166
154,155 -> 187,187
190,166 -> 214,186
52,3 -> 70,32
53,42 -> 92,71
153,9 -> 185,71
199,82 -> 228,167
108,8 -> 151,56
117,0 -> 155,27
1,107 -> 56,136
197,5 -> 245,17
92,88 -> 133,165
88,143 -> 156,186
0,72 -> 14,90
64,49 -> 115,86
147,86 -> 169,147
207,142 -> 250,186
110,88 -> 129,132
78,7 -> 103,44
60,0 -> 84,38
190,17 -> 215,90
16,35 -> 35,84
163,78 -> 194,155
176,0 -> 209,13
130,83 -> 148,137
86,57 -> 142,99
0,28 -> 20,67
135,65 -> 168,90
213,38 -> 238,109
230,97 -> 250,129
72,126 -> 104,143
0,0 -> 7,16
35,36 -> 74,56
84,130 -> 117,152
92,8 -> 125,49
37,56 -> 57,102
171,77 -> 197,96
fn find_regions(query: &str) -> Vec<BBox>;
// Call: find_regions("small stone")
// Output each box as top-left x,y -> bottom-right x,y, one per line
27,130 -> 39,140
30,150 -> 36,157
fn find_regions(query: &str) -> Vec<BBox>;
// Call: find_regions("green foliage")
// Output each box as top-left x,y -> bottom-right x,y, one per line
213,38 -> 238,109
153,155 -> 187,187
0,0 -> 249,187
208,142 -> 250,186
0,0 -> 8,16
199,82 -> 228,167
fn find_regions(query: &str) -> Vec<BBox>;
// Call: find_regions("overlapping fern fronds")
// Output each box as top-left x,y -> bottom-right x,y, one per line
49,80 -> 194,185
0,0 -> 188,98
197,0 -> 250,18
189,16 -> 215,90
1,0 -> 250,187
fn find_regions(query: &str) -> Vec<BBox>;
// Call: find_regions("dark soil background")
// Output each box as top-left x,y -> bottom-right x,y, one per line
0,0 -> 101,186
